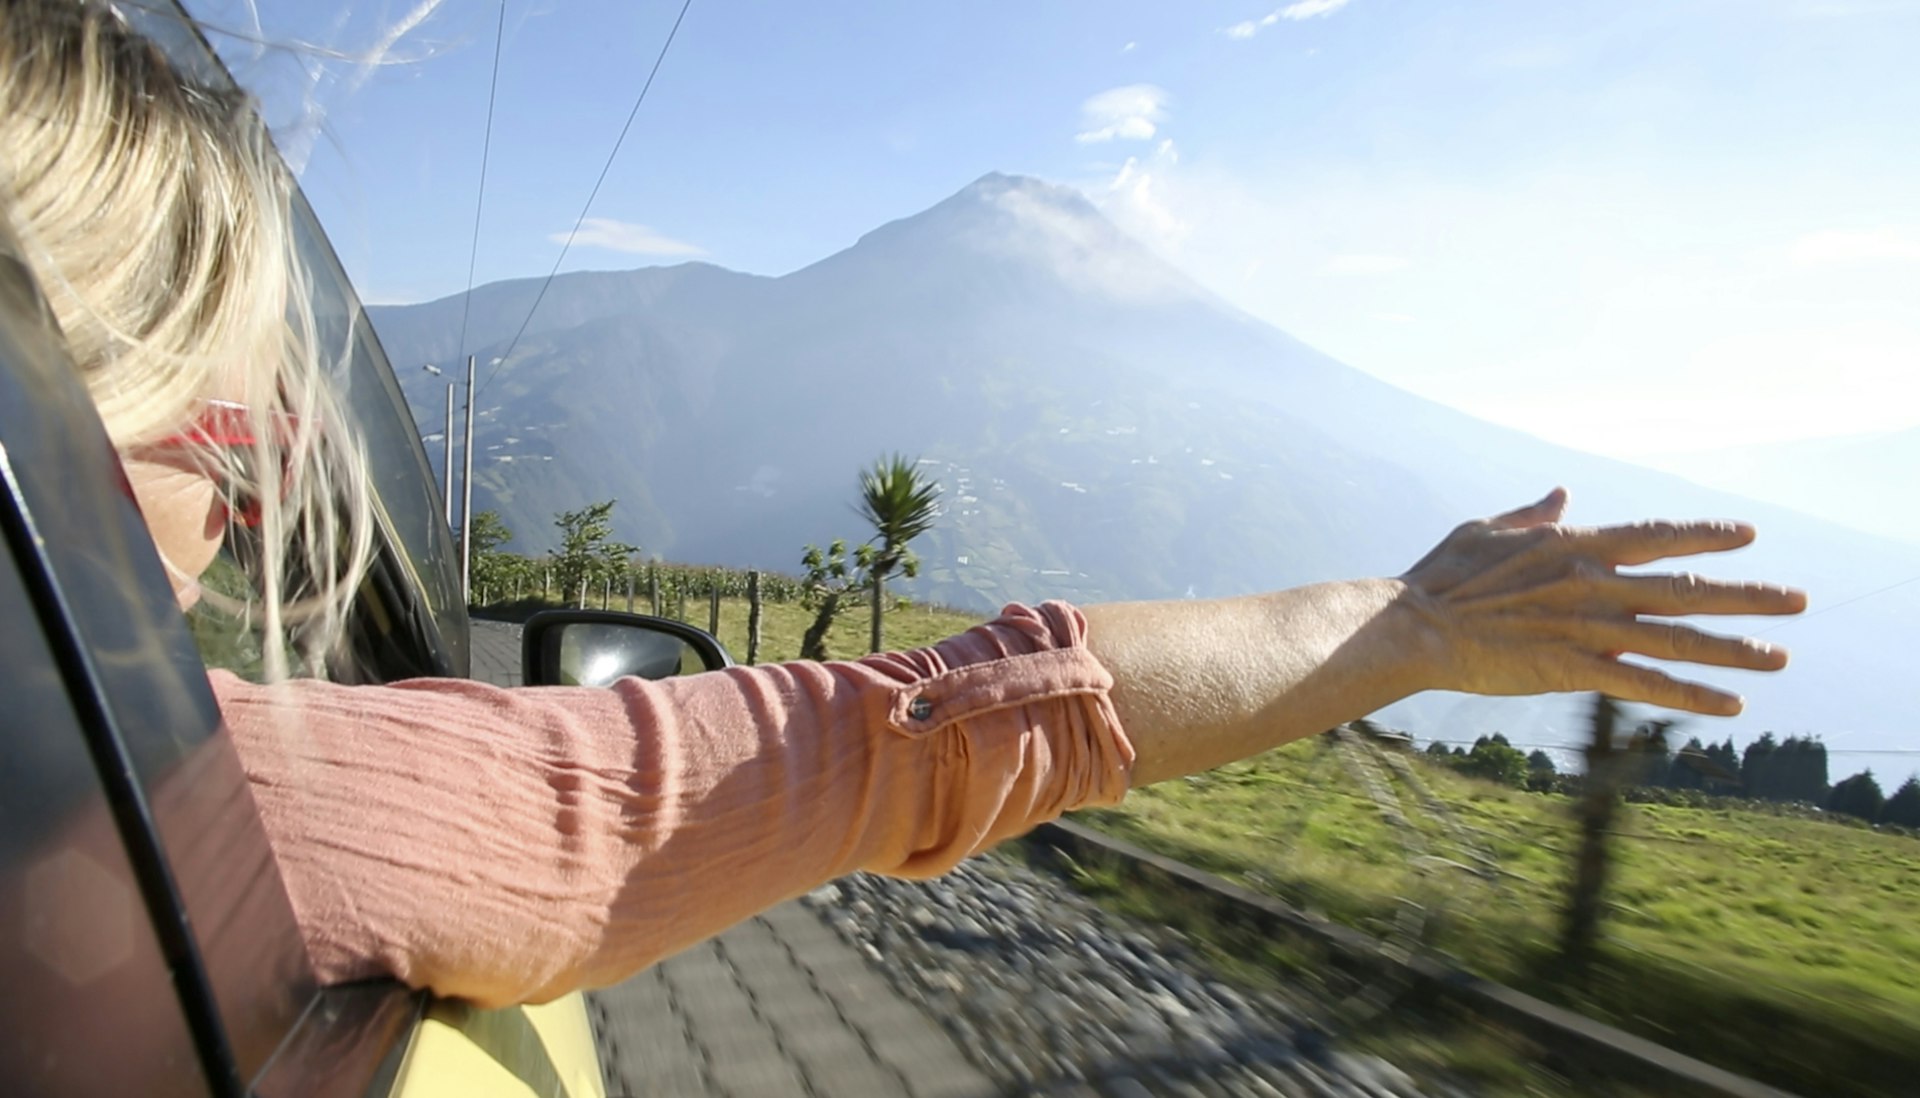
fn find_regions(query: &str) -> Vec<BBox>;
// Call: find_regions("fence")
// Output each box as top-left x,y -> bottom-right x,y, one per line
468,561 -> 925,666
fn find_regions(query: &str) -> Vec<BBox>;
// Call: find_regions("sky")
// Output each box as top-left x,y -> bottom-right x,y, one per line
197,0 -> 1920,461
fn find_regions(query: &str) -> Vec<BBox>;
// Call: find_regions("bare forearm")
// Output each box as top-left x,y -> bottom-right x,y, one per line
1083,490 -> 1808,788
1083,579 -> 1436,786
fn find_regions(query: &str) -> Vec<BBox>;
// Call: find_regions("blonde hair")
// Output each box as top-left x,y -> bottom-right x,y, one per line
0,0 -> 374,680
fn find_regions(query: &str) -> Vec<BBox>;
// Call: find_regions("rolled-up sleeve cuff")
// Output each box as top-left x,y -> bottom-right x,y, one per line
858,600 -> 1135,877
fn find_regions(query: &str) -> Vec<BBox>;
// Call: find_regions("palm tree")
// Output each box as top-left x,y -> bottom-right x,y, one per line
857,455 -> 940,653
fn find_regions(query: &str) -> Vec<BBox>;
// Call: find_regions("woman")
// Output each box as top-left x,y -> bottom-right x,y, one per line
0,0 -> 1805,1008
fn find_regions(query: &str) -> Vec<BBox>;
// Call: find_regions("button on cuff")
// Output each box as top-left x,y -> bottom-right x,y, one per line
883,648 -> 1114,739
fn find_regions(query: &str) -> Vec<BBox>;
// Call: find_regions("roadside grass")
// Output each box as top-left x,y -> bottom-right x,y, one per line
1067,740 -> 1920,1097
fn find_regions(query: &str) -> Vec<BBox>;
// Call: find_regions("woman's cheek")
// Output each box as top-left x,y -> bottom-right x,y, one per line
122,459 -> 225,606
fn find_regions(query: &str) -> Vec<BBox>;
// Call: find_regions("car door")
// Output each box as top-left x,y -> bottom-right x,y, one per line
0,10 -> 610,1095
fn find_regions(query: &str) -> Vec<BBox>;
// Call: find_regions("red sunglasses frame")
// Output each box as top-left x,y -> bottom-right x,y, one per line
144,398 -> 302,528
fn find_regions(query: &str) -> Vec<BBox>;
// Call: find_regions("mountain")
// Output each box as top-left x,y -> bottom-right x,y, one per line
1646,427 -> 1920,548
368,173 -> 1920,777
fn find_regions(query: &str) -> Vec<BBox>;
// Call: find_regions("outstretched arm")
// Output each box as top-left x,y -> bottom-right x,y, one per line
1085,488 -> 1807,786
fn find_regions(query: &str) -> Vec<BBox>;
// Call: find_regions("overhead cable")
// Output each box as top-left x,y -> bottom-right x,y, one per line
454,0 -> 510,368
473,0 -> 696,404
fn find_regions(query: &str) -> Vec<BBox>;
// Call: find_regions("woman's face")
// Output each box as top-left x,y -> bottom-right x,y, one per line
121,456 -> 225,610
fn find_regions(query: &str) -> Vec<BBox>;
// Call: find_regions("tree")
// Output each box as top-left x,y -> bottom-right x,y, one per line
553,501 -> 638,608
1743,733 -> 1781,802
1665,736 -> 1707,790
1777,735 -> 1830,804
1829,769 -> 1886,823
1882,776 -> 1920,828
1527,749 -> 1558,775
857,455 -> 941,654
1459,738 -> 1529,787
1707,738 -> 1740,782
798,539 -> 867,661
468,510 -> 517,605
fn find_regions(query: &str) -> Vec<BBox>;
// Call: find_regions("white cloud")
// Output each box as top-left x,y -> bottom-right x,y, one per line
1121,40 -> 1138,53
1281,0 -> 1354,18
1787,228 -> 1920,266
557,218 -> 706,256
977,176 -> 1188,303
1225,0 -> 1352,38
1074,84 -> 1168,143
1326,253 -> 1412,274
1108,153 -> 1190,248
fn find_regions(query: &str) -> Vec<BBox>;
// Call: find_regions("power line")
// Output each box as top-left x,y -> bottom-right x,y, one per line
472,0 -> 696,404
454,0 -> 510,368
1753,572 -> 1920,636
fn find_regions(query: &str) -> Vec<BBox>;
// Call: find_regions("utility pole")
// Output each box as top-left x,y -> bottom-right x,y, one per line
441,381 -> 455,528
458,354 -> 477,604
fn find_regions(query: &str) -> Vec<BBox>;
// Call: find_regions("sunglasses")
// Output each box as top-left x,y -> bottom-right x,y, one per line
141,399 -> 301,529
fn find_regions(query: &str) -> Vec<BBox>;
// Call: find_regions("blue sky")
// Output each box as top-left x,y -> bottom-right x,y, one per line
203,0 -> 1920,459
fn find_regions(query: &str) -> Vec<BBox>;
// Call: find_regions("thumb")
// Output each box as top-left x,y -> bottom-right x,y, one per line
1487,486 -> 1569,530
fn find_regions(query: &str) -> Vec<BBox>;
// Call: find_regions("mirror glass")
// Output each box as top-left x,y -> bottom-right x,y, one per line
554,623 -> 705,687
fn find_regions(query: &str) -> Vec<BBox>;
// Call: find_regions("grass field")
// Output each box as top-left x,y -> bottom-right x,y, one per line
528,590 -> 990,665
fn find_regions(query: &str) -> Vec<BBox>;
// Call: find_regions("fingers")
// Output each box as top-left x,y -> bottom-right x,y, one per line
1579,619 -> 1789,672
1573,518 -> 1757,566
1486,487 -> 1569,531
1579,655 -> 1743,716
1593,572 -> 1809,617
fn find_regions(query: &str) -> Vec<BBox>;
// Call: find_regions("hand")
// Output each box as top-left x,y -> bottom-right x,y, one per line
1398,487 -> 1807,715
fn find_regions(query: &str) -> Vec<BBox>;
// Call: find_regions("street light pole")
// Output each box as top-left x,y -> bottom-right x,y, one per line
442,381 -> 455,528
455,353 -> 474,606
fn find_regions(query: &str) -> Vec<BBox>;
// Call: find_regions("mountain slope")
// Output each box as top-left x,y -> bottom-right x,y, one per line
368,173 -> 1920,773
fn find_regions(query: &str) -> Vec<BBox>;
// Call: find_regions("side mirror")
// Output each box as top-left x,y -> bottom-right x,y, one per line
522,610 -> 734,687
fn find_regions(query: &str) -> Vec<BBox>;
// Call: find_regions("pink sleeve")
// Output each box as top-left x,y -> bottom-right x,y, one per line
216,601 -> 1134,1008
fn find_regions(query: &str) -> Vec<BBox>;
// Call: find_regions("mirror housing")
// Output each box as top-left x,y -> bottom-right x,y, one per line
521,610 -> 734,687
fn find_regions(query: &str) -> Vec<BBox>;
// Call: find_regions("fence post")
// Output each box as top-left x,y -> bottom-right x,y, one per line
1563,693 -> 1622,971
602,577 -> 611,610
708,582 -> 721,636
543,568 -> 551,600
649,569 -> 661,616
625,569 -> 635,612
747,571 -> 762,665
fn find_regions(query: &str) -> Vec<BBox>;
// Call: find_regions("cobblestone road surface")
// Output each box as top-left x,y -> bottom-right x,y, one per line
471,620 -> 1433,1097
